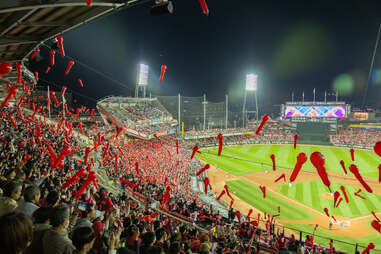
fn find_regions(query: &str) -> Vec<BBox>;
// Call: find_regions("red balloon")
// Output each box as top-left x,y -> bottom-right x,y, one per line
310,152 -> 331,188
350,148 -> 355,161
0,62 -> 12,76
289,153 -> 307,182
371,220 -> 381,232
294,134 -> 298,149
349,164 -> 373,193
374,141 -> 381,157
339,160 -> 347,175
333,191 -> 340,207
270,154 -> 276,171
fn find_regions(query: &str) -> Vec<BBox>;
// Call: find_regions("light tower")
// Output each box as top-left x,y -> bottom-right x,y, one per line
242,74 -> 259,128
135,64 -> 149,98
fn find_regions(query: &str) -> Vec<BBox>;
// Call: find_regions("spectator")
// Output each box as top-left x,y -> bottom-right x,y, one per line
14,170 -> 26,183
0,181 -> 22,216
14,185 -> 40,217
199,242 -> 211,254
297,241 -> 305,254
45,190 -> 60,207
93,209 -> 105,223
155,227 -> 167,249
3,169 -> 16,182
144,245 -> 164,254
74,203 -> 95,230
169,241 -> 181,254
0,212 -> 34,254
91,220 -> 108,254
125,224 -> 140,251
140,231 -> 156,253
25,207 -> 53,254
72,226 -> 96,254
42,204 -> 75,254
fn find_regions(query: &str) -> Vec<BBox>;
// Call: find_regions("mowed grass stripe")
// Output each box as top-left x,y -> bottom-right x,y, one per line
320,146 -> 344,174
277,145 -> 292,168
328,147 -> 350,174
310,181 -> 322,211
348,187 -> 375,216
356,149 -> 379,165
360,191 -> 378,214
278,183 -> 289,196
227,180 -> 315,221
216,145 -> 268,166
345,190 -> 361,216
295,181 -> 304,204
353,151 -> 376,176
197,152 -> 255,176
286,145 -> 298,167
248,144 -> 263,154
276,181 -> 381,218
373,192 -> 381,204
355,149 -> 380,178
252,145 -> 272,162
265,145 -> 280,166
228,180 -> 312,220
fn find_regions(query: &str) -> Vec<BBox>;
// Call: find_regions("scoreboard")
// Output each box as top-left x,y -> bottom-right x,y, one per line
281,102 -> 350,122
284,105 -> 346,118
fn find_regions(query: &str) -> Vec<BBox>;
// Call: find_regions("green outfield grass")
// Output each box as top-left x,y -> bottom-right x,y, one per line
226,180 -> 316,221
198,144 -> 380,178
277,180 -> 381,218
227,179 -> 381,254
199,144 -> 381,253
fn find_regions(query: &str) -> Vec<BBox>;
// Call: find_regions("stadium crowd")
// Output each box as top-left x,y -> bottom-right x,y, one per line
185,121 -> 293,147
329,128 -> 381,148
98,100 -> 176,137
0,100 -> 340,254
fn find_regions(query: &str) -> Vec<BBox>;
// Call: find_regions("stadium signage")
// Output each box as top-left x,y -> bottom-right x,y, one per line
184,132 -> 244,140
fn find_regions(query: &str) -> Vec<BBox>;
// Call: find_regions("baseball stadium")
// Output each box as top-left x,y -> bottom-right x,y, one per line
1,1 -> 381,254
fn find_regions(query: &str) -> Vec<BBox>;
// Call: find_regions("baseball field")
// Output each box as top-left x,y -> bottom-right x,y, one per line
197,144 -> 381,253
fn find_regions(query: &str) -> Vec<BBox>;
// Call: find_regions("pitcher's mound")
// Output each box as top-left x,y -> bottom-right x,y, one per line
321,192 -> 334,200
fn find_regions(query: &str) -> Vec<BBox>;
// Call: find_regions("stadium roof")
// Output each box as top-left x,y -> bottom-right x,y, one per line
0,0 -> 148,83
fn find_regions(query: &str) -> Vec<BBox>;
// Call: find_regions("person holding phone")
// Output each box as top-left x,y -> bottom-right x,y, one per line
73,203 -> 96,230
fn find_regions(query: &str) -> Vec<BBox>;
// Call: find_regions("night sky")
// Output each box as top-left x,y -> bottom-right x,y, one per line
30,0 -> 381,113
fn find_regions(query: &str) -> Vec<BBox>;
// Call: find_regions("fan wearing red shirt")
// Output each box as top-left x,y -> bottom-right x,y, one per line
305,235 -> 314,247
99,190 -> 113,214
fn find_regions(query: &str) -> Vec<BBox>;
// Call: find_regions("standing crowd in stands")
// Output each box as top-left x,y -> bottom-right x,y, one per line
329,128 -> 381,148
0,104 -> 338,254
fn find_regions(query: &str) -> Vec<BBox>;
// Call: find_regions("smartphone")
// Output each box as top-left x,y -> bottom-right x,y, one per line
78,202 -> 87,212
61,195 -> 67,199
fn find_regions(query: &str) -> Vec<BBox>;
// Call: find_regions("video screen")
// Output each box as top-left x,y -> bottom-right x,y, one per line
284,106 -> 346,118
353,112 -> 368,120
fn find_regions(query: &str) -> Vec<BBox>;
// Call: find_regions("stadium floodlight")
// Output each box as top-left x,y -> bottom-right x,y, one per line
138,64 -> 149,86
243,74 -> 259,126
245,74 -> 258,91
246,74 -> 258,91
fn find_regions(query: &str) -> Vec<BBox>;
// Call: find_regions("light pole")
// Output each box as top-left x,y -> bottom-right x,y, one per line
242,74 -> 259,128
